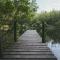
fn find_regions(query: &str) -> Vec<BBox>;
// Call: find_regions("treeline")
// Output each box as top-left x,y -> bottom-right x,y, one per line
0,0 -> 60,46
32,10 -> 60,43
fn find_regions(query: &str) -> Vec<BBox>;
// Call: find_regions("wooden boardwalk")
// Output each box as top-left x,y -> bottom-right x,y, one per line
1,30 -> 57,60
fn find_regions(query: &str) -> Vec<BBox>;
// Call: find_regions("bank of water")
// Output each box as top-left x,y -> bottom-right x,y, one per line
47,42 -> 60,60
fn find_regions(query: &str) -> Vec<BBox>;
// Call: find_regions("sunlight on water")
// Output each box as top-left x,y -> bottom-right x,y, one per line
47,42 -> 60,60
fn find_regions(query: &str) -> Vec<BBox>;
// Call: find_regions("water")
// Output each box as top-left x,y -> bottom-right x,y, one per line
47,42 -> 60,60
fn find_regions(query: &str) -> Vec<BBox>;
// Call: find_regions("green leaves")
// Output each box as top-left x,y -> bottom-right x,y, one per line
0,0 -> 37,20
30,10 -> 60,43
5,1 -> 14,14
0,1 -> 5,14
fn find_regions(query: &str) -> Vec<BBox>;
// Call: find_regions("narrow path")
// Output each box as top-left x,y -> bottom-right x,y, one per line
1,30 -> 57,60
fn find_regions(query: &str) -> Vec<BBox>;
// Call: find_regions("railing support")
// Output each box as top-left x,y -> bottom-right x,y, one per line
42,21 -> 45,43
14,20 -> 17,42
0,39 -> 3,58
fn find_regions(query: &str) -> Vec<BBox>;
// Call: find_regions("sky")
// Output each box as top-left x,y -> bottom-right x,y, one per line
36,0 -> 60,13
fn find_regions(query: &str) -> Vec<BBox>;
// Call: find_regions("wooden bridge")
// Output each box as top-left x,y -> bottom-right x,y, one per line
1,30 -> 57,60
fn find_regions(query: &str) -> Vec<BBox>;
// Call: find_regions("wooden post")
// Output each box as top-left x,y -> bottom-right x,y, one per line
42,21 -> 45,43
0,38 -> 3,58
14,20 -> 17,42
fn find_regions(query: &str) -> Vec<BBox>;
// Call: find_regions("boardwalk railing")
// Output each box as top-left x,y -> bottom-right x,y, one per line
1,30 -> 57,60
0,19 -> 27,58
0,20 -> 17,57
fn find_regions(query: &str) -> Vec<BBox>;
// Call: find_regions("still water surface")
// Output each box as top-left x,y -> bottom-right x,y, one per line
47,42 -> 60,60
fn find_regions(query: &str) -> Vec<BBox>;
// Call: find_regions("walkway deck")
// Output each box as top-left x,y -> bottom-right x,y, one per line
1,30 -> 57,60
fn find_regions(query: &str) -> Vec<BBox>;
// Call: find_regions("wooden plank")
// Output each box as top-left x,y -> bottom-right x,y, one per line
1,30 -> 57,60
3,51 -> 53,55
0,58 -> 57,60
3,54 -> 56,59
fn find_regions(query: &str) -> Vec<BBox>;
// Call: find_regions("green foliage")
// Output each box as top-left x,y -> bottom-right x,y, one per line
32,10 -> 60,43
0,0 -> 37,49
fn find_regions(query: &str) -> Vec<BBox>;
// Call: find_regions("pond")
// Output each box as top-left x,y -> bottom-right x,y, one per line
47,41 -> 60,60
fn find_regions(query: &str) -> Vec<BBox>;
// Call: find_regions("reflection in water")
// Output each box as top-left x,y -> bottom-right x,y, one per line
47,41 -> 60,60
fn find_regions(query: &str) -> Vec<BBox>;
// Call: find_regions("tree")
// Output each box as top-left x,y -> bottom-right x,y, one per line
32,10 -> 60,43
0,0 -> 38,56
